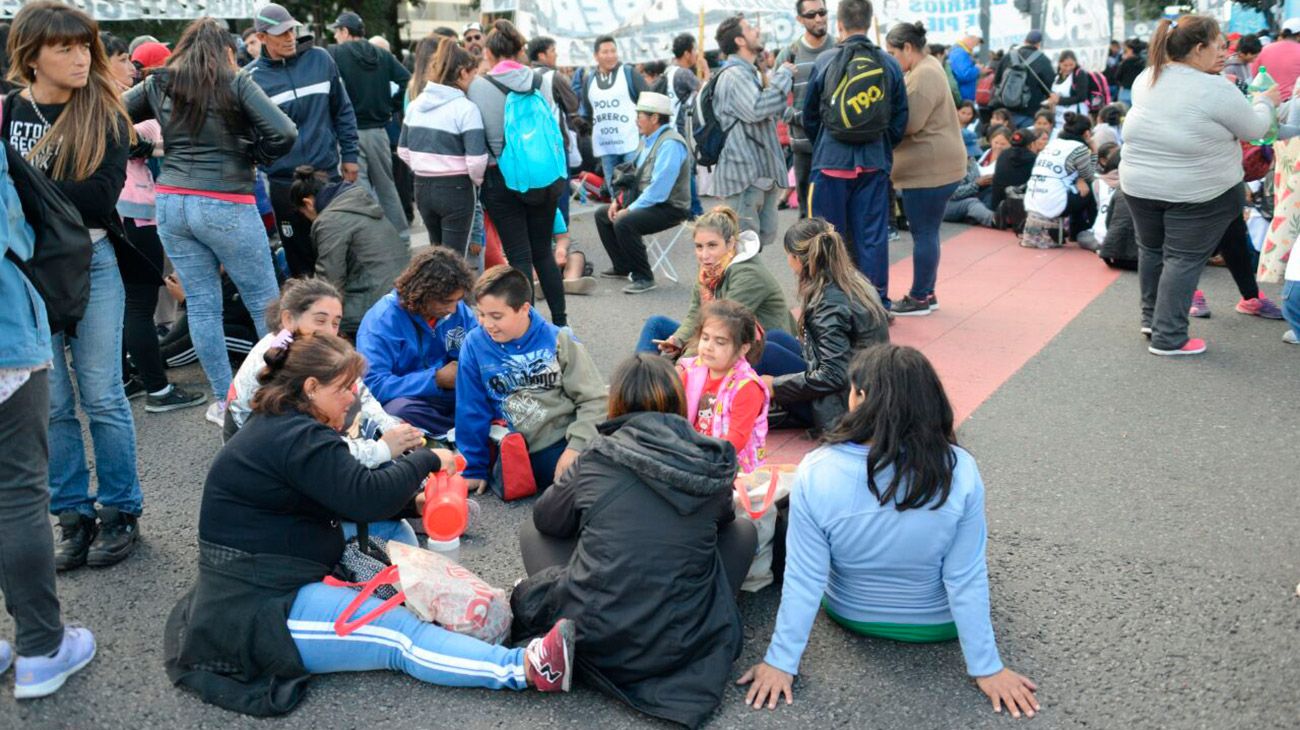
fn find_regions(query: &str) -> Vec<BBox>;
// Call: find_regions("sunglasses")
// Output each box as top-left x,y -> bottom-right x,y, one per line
800,9 -> 828,18
465,33 -> 482,41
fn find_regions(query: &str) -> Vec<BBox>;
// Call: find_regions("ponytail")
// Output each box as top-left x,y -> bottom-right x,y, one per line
692,205 -> 741,248
251,333 -> 366,418
1147,14 -> 1221,85
782,218 -> 889,332
429,36 -> 476,87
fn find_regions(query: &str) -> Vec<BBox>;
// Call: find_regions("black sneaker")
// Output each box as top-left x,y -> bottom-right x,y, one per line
54,512 -> 97,572
891,294 -> 936,317
87,508 -> 139,568
622,278 -> 658,295
599,269 -> 630,280
123,378 -> 146,400
145,385 -> 207,413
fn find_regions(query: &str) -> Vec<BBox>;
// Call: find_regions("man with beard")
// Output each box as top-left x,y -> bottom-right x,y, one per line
776,0 -> 834,217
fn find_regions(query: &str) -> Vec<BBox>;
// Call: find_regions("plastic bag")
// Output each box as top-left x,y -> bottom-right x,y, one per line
734,465 -> 796,592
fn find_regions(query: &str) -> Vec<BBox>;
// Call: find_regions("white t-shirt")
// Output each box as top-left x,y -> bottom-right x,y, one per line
1025,138 -> 1086,218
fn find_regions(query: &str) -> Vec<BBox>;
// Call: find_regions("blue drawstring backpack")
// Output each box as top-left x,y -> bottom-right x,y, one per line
488,73 -> 566,194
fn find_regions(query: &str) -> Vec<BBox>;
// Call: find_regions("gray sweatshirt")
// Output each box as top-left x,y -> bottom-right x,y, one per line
466,62 -> 559,160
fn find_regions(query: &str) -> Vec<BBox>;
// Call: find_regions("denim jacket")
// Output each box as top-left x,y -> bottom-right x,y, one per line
0,146 -> 49,369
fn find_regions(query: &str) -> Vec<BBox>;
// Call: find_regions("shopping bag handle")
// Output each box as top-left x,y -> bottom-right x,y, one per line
735,469 -> 781,520
322,564 -> 405,637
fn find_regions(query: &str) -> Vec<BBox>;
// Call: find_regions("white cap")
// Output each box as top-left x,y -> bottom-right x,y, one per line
963,26 -> 983,41
635,91 -> 673,116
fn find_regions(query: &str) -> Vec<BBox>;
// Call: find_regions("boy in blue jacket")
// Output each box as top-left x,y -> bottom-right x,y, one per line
456,266 -> 607,500
356,247 -> 476,436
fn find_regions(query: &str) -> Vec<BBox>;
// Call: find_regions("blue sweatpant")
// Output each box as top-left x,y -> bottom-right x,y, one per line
810,170 -> 892,305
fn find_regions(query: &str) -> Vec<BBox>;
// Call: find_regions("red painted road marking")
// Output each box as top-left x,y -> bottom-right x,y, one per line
765,227 -> 1120,464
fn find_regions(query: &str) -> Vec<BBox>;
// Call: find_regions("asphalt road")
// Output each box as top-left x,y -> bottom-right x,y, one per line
2,207 -> 1297,729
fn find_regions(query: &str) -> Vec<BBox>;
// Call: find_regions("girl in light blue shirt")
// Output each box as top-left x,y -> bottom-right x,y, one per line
739,344 -> 1039,719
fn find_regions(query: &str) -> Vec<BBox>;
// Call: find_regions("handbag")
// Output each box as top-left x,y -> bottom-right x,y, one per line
333,534 -> 397,600
734,465 -> 796,592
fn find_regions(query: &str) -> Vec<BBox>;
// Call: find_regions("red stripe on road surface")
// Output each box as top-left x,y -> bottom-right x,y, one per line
765,227 -> 1120,465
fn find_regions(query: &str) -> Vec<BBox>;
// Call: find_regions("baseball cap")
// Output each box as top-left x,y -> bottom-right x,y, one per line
463,22 -> 482,35
131,41 -> 171,70
1283,18 -> 1300,35
330,11 -> 364,33
129,35 -> 162,55
1025,30 -> 1043,45
253,4 -> 299,36
635,92 -> 673,116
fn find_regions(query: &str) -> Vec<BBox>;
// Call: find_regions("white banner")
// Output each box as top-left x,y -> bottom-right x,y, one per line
0,0 -> 258,20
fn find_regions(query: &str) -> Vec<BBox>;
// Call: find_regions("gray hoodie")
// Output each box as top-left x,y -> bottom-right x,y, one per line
466,62 -> 558,160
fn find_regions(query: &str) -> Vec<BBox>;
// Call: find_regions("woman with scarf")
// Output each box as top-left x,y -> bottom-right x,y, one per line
634,207 -> 799,376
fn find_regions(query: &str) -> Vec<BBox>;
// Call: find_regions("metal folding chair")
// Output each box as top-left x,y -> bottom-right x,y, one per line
647,222 -> 688,283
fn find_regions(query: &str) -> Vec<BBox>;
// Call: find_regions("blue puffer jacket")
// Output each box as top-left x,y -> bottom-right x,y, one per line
244,36 -> 359,183
0,147 -> 49,370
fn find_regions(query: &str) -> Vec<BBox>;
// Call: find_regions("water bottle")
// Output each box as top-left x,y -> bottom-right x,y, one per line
422,455 -> 469,543
1248,66 -> 1279,145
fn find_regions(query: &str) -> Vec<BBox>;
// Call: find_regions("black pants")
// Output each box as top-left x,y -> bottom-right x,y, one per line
120,219 -> 170,392
415,176 -> 476,257
1215,214 -> 1260,301
793,149 -> 813,218
269,179 -> 317,278
1064,189 -> 1098,241
480,167 -> 566,326
393,150 -> 415,224
593,202 -> 686,283
0,371 -> 64,656
518,516 -> 758,597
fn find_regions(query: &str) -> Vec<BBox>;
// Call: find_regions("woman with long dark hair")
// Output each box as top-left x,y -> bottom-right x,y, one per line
123,16 -> 297,423
740,345 -> 1039,719
5,1 -> 143,571
1048,50 -> 1090,131
512,353 -> 756,728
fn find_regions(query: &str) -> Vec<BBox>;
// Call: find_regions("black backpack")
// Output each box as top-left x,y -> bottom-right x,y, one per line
819,38 -> 891,145
994,49 -> 1049,111
692,64 -> 743,168
2,91 -> 92,336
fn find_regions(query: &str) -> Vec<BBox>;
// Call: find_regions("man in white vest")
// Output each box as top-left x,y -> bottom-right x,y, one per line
578,35 -> 649,195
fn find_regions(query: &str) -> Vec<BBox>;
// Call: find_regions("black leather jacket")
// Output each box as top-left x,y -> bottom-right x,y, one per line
772,283 -> 890,434
124,71 -> 297,195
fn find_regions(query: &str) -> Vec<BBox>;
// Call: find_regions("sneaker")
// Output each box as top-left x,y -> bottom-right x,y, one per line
623,278 -> 658,295
87,507 -> 139,568
1140,326 -> 1153,339
123,378 -> 146,400
891,294 -> 935,316
598,268 -> 629,280
54,512 -> 96,571
205,400 -> 227,427
14,626 -> 96,700
1189,290 -> 1211,318
1149,338 -> 1207,356
1284,329 -> 1299,345
1235,296 -> 1285,320
145,384 -> 207,413
0,639 -> 11,675
563,276 -> 597,296
525,619 -> 575,692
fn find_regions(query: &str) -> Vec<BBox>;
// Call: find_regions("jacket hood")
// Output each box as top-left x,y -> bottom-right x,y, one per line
591,412 -> 737,516
319,183 -> 382,219
1098,168 -> 1120,190
335,39 -> 379,70
730,230 -> 762,266
413,82 -> 467,112
487,62 -> 538,93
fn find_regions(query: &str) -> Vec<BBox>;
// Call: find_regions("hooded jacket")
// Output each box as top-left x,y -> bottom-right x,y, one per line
466,61 -> 559,161
310,184 -> 410,334
356,293 -> 477,405
672,230 -> 797,348
510,412 -> 742,729
245,36 -> 359,182
329,40 -> 410,129
399,82 -> 488,184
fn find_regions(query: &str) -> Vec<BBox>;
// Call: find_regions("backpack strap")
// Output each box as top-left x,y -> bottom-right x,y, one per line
485,75 -> 510,96
1020,49 -> 1052,95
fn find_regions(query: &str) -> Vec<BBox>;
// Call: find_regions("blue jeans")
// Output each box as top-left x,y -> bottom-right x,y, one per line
340,519 -> 419,547
811,170 -> 892,304
760,329 -> 806,377
1010,113 -> 1035,130
287,581 -> 527,690
48,239 -> 142,518
156,194 -> 279,400
383,394 -> 457,438
1283,281 -> 1300,339
901,182 -> 959,300
636,315 -> 680,353
601,151 -> 638,195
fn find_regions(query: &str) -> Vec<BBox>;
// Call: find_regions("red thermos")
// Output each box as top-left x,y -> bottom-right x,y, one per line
422,455 -> 469,542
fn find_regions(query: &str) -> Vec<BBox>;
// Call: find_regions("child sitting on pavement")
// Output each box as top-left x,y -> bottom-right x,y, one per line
455,266 -> 607,499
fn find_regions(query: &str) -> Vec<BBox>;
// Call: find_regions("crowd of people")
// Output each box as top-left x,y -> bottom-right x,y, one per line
0,0 -> 1295,724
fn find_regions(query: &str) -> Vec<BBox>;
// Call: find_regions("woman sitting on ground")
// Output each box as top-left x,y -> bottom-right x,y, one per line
944,126 -> 1011,228
289,166 -> 410,339
224,278 -> 425,473
764,218 -> 890,435
511,353 -> 757,729
1024,112 -> 1097,246
990,128 -> 1045,216
636,206 -> 797,376
167,333 -> 575,717
739,345 -> 1039,719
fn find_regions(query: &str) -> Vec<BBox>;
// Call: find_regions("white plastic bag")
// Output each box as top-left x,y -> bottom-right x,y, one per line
734,466 -> 796,592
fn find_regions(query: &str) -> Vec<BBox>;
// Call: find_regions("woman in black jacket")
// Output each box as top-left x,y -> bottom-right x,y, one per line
124,17 -> 297,425
764,218 -> 891,435
512,354 -> 758,729
166,333 -> 574,716
1048,50 -> 1090,131
990,127 -> 1045,216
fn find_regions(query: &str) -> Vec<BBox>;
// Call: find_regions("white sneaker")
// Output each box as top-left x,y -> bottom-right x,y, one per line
205,400 -> 227,427
1284,329 -> 1299,345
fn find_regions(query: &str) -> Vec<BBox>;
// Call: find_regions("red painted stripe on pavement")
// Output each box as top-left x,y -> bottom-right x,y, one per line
764,228 -> 1119,465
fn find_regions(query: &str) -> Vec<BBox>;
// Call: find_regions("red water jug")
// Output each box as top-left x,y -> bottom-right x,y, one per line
423,455 -> 469,542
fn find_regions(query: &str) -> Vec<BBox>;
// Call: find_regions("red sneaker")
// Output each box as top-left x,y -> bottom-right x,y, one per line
526,619 -> 575,693
1149,338 -> 1207,356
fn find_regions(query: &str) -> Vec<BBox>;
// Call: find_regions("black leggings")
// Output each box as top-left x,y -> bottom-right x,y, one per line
518,517 -> 757,597
120,219 -> 169,392
1214,214 -> 1260,301
415,176 -> 476,256
480,167 -> 567,326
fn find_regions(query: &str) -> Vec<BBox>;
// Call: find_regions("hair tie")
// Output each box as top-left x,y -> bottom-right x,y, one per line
754,320 -> 766,343
269,328 -> 294,350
